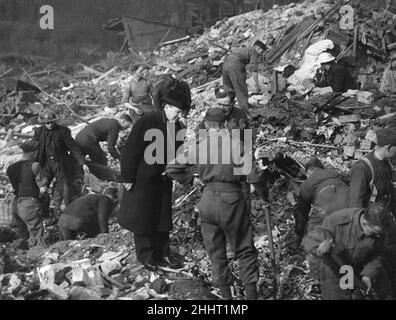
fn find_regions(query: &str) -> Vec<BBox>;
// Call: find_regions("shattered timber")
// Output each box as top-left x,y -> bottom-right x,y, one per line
0,0 -> 396,301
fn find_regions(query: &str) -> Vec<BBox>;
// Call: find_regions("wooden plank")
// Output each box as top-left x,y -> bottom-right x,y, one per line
161,36 -> 191,46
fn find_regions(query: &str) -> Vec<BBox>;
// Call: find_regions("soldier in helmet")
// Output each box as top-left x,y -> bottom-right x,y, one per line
314,52 -> 357,93
32,110 -> 90,217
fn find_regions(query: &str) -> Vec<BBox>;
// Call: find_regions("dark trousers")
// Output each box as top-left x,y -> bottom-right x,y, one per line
134,231 -> 170,264
75,134 -> 107,166
13,197 -> 44,246
58,214 -> 100,240
197,187 -> 258,286
222,57 -> 249,110
44,160 -> 74,215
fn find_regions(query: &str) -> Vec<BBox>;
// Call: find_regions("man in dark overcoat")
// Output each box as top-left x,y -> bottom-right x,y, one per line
118,85 -> 191,271
32,110 -> 90,216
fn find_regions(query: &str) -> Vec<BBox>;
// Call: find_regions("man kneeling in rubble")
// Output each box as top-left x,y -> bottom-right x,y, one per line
166,108 -> 268,300
314,52 -> 357,93
289,158 -> 350,248
58,186 -> 118,240
303,203 -> 393,300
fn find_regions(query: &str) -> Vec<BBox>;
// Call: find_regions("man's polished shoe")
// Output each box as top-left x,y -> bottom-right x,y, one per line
156,256 -> 183,269
143,261 -> 157,271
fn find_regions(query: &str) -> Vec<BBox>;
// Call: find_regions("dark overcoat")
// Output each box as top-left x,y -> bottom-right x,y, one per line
32,124 -> 85,178
118,111 -> 183,235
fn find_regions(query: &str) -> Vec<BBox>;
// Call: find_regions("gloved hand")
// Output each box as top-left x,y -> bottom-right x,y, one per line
316,239 -> 333,257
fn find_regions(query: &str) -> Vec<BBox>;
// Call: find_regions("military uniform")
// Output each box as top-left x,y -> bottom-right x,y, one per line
75,118 -> 122,166
222,47 -> 259,110
349,152 -> 396,215
349,130 -> 396,296
166,109 -> 261,299
303,208 -> 392,300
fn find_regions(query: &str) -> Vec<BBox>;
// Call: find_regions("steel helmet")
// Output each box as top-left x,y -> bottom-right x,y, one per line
316,52 -> 335,64
39,110 -> 58,123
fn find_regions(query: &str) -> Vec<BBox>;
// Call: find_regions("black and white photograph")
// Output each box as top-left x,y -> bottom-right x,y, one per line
0,0 -> 396,306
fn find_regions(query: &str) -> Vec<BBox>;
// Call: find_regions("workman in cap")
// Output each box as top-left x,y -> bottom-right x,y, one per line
349,127 -> 396,297
167,108 -> 268,300
315,52 -> 357,93
380,46 -> 396,94
118,85 -> 190,271
6,140 -> 48,246
32,110 -> 89,217
222,40 -> 267,111
58,186 -> 118,240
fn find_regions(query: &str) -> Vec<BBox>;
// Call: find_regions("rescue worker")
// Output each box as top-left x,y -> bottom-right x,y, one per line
32,110 -> 89,216
303,204 -> 393,300
58,186 -> 118,240
349,127 -> 396,295
222,40 -> 267,111
314,52 -> 357,93
7,141 -> 47,246
198,88 -> 249,134
75,114 -> 133,166
118,86 -> 190,271
122,64 -> 155,125
349,128 -> 396,215
167,108 -> 266,300
380,46 -> 396,94
290,158 -> 350,248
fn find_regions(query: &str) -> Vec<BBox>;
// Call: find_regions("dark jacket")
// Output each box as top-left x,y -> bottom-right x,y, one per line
33,124 -> 85,177
60,193 -> 114,236
295,168 -> 350,237
316,62 -> 357,93
76,118 -> 122,160
349,152 -> 395,216
118,111 -> 184,235
303,208 -> 390,300
7,161 -> 47,198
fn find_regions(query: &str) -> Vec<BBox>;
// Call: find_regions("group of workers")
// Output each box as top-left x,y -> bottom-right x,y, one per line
289,128 -> 396,300
5,36 -> 396,300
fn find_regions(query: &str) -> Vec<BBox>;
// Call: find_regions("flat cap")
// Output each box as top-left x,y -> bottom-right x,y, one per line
376,128 -> 396,147
204,108 -> 226,122
19,140 -> 38,152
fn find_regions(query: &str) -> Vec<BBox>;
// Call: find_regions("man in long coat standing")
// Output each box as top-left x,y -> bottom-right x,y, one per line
118,86 -> 190,271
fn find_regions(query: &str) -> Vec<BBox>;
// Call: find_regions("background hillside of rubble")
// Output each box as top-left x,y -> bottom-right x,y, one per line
0,0 -> 395,300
